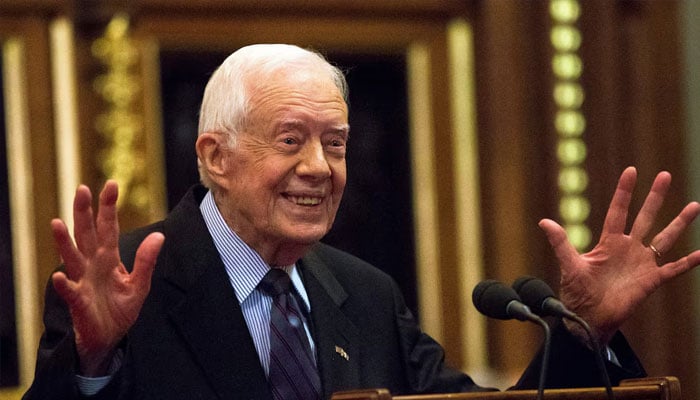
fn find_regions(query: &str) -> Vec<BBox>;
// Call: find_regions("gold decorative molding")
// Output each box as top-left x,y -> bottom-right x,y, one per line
447,19 -> 486,373
50,17 -> 80,230
407,42 -> 442,343
92,13 -> 148,212
407,18 -> 485,378
550,0 -> 591,251
2,37 -> 39,399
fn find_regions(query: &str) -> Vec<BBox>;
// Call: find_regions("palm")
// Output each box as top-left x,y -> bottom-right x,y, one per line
558,232 -> 661,340
61,251 -> 145,354
51,181 -> 163,375
539,167 -> 700,343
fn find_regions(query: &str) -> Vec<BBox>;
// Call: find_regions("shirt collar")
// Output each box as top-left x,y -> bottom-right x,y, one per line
199,190 -> 311,311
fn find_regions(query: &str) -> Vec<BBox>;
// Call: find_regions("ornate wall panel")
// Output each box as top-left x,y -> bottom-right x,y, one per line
471,1 -> 695,393
0,1 -> 696,398
577,2 -> 696,395
0,5 -> 61,398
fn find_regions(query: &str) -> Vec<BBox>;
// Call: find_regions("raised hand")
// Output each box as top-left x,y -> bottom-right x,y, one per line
538,167 -> 700,344
50,181 -> 164,376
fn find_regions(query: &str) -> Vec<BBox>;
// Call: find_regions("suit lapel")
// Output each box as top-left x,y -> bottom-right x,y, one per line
155,187 -> 367,399
160,188 -> 271,400
300,250 -> 362,398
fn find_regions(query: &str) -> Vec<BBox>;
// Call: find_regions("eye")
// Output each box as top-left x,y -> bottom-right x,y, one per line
325,136 -> 347,156
275,135 -> 301,153
325,132 -> 348,148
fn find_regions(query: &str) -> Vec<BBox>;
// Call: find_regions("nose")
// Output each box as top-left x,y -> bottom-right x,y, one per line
296,140 -> 331,180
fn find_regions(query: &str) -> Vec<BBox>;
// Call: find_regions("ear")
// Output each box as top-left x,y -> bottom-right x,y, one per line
196,132 -> 229,184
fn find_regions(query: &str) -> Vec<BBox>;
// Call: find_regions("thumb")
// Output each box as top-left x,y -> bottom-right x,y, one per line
51,271 -> 81,307
130,232 -> 164,293
539,218 -> 579,273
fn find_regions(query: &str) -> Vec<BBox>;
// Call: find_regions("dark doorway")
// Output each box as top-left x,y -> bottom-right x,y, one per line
158,49 -> 418,314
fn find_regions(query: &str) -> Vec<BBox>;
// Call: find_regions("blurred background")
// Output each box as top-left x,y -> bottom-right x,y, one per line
1,0 -> 699,399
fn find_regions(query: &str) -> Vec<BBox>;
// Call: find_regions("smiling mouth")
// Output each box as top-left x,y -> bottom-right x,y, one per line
286,195 -> 324,206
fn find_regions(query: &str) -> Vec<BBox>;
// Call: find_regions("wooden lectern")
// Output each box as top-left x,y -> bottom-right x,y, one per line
331,377 -> 681,400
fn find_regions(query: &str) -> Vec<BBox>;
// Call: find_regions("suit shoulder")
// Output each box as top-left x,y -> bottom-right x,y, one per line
310,242 -> 395,283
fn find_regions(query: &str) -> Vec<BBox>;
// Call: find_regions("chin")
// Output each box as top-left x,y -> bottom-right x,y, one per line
285,225 -> 330,245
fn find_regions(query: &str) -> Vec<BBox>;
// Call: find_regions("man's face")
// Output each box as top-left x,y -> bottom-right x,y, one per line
216,67 -> 349,259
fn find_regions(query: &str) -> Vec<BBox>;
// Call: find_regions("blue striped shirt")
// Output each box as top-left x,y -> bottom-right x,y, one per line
199,190 -> 315,375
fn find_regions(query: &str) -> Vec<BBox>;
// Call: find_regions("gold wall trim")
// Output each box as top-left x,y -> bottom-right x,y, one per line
407,43 -> 443,343
447,19 -> 486,371
550,0 -> 591,251
3,37 -> 39,394
92,14 -> 148,213
50,18 -> 80,229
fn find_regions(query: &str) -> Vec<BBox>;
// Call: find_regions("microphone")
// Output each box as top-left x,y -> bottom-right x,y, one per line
472,279 -> 538,322
513,276 -> 614,400
512,276 -> 576,319
472,280 -> 550,400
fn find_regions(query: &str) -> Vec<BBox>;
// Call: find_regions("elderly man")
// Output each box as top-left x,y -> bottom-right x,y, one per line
25,44 -> 700,399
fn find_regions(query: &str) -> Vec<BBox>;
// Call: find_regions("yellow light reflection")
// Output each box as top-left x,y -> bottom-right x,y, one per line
558,167 -> 589,193
550,0 -> 581,23
551,25 -> 582,52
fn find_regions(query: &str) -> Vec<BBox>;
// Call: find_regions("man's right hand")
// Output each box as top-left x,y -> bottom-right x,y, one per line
50,181 -> 164,376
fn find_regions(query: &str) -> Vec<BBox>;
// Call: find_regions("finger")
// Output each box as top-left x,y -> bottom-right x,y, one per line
539,218 -> 579,273
72,185 -> 98,256
51,219 -> 85,280
649,201 -> 700,254
95,180 -> 121,253
601,167 -> 637,236
129,233 -> 165,294
657,249 -> 700,280
629,171 -> 671,240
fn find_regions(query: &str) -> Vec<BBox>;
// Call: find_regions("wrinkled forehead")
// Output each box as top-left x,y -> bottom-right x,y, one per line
246,64 -> 348,110
248,59 -> 339,89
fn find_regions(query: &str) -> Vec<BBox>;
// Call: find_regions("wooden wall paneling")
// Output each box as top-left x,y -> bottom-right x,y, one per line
5,1 -> 692,396
614,1 -> 691,397
134,15 -> 445,53
577,0 -> 629,228
0,0 -> 65,14
429,28 -> 464,370
17,18 -> 60,321
0,0 -> 62,321
133,0 -> 468,17
580,2 -> 697,400
471,1 -> 557,385
0,10 -> 59,400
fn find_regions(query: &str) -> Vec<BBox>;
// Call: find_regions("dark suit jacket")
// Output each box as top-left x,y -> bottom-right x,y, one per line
24,185 -> 645,400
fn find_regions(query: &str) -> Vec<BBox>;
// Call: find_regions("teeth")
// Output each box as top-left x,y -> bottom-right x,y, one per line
290,196 -> 322,205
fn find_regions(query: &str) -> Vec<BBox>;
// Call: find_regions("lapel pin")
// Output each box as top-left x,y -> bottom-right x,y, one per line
335,345 -> 349,361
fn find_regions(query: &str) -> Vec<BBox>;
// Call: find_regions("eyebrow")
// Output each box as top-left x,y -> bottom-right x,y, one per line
278,120 -> 350,136
330,124 -> 351,137
278,120 -> 304,131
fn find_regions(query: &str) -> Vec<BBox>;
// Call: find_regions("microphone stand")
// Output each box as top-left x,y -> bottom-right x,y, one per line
568,314 -> 615,400
513,276 -> 615,400
510,302 -> 551,400
529,316 -> 551,400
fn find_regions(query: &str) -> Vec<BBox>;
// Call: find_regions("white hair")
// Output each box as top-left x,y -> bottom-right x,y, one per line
197,44 -> 348,189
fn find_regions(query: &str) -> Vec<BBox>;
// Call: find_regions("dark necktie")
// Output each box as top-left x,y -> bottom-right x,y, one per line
258,268 -> 322,400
